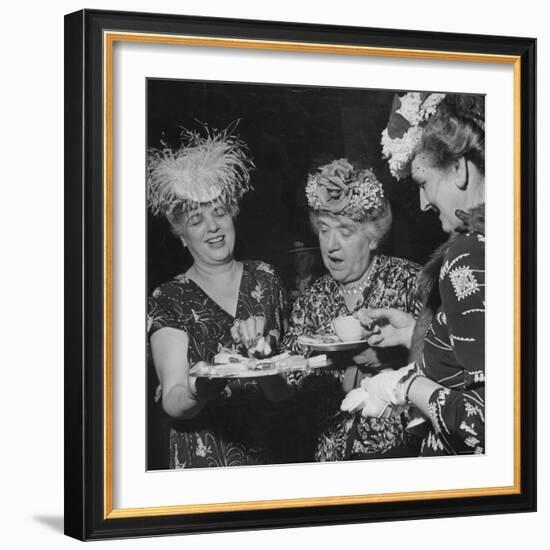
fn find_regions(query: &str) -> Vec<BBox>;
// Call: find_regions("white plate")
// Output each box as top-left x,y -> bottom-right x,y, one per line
298,334 -> 369,352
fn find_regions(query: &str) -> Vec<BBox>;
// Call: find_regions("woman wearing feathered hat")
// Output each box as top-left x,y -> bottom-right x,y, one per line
342,92 -> 486,457
281,158 -> 422,462
147,125 -> 295,468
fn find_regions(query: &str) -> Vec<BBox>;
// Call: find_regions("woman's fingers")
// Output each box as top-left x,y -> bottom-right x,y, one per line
238,319 -> 252,346
352,347 -> 379,367
233,316 -> 269,350
360,393 -> 391,418
365,308 -> 406,328
230,325 -> 241,344
245,317 -> 257,343
235,316 -> 268,348
367,333 -> 384,347
188,362 -> 227,401
364,308 -> 394,321
255,337 -> 272,357
355,308 -> 374,329
366,308 -> 414,331
195,376 -> 226,400
357,308 -> 412,347
340,388 -> 368,413
342,388 -> 396,418
254,316 -> 266,339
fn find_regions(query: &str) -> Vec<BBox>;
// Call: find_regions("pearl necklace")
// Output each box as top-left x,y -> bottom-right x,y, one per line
340,257 -> 377,296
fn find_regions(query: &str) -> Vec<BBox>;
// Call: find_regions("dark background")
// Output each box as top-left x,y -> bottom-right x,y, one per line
147,79 -> 447,292
146,78 -> 447,469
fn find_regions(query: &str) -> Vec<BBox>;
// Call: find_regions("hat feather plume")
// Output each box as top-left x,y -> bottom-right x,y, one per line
147,123 -> 254,217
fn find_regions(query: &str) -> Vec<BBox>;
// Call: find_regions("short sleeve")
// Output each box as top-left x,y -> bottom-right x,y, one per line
147,287 -> 180,337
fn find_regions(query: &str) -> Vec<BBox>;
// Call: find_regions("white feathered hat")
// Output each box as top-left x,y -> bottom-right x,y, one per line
147,123 -> 254,217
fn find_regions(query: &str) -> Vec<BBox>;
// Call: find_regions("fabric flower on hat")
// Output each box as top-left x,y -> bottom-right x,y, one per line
306,159 -> 355,213
395,92 -> 424,125
381,92 -> 446,180
305,159 -> 385,218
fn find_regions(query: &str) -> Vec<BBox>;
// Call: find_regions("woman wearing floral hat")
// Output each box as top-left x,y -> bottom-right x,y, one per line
147,125 -> 299,468
282,158 -> 422,462
342,93 -> 486,457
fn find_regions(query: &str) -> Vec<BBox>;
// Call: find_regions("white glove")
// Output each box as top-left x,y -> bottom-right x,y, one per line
341,387 -> 392,418
341,387 -> 370,414
340,363 -> 418,418
361,369 -> 403,406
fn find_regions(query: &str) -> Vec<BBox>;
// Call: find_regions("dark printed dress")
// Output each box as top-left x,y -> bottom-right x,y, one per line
148,260 -> 301,468
282,254 -> 422,462
418,229 -> 485,456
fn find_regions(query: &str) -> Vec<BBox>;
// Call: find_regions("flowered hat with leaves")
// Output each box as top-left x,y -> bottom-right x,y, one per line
381,92 -> 446,180
305,158 -> 385,219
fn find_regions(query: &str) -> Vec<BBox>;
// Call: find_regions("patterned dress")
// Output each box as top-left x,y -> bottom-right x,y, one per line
282,254 -> 422,461
147,260 -> 305,468
418,229 -> 485,456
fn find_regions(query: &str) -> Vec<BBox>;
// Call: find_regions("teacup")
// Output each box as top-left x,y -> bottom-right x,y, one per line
332,315 -> 364,342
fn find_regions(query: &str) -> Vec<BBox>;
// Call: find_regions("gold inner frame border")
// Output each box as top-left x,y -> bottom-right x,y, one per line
102,30 -> 522,520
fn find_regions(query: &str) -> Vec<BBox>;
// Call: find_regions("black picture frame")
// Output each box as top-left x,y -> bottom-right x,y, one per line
64,8 -> 536,541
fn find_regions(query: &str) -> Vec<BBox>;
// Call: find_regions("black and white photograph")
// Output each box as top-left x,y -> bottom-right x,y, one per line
58,4 -> 537,543
1,0 -> 545,545
145,79 -> 486,471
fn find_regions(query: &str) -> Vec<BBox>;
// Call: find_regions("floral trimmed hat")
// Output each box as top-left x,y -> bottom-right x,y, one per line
147,124 -> 254,218
305,158 -> 385,219
381,91 -> 446,180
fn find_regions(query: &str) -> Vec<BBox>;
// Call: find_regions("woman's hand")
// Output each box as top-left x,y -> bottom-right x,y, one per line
341,386 -> 392,418
362,369 -> 406,406
341,370 -> 401,418
190,362 -> 228,401
351,346 -> 382,368
356,308 -> 415,348
256,374 -> 294,402
340,364 -> 417,418
230,316 -> 273,357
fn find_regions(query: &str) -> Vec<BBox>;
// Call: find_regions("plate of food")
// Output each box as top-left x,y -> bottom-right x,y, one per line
189,351 -> 332,379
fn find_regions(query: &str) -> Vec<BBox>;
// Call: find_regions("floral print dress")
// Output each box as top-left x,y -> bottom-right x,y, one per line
148,260 -> 304,468
282,254 -> 422,462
